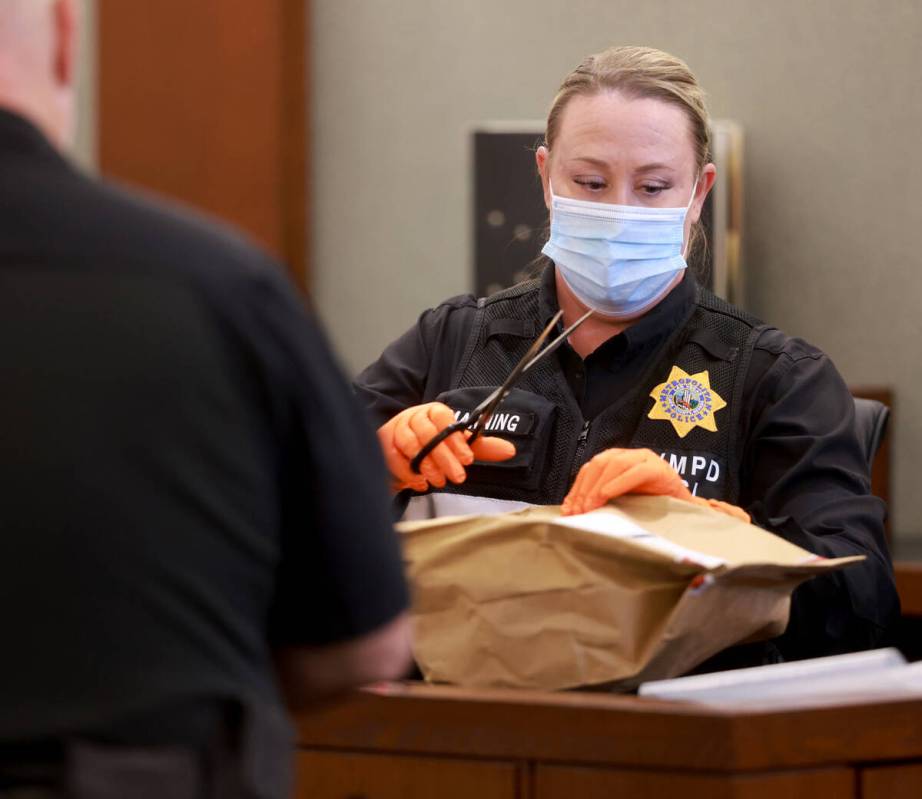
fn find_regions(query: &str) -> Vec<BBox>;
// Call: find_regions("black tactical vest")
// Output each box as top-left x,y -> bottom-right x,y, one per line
431,277 -> 767,506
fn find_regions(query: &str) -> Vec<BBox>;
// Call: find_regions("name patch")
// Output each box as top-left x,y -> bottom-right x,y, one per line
658,450 -> 725,498
452,408 -> 536,437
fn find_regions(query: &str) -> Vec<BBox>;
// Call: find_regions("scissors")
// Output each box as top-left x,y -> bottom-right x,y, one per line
410,307 -> 594,474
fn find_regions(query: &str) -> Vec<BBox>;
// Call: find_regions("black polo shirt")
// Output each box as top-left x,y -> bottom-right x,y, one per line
0,109 -> 408,746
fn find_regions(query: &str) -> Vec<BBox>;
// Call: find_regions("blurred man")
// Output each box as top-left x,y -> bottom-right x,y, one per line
0,1 -> 411,796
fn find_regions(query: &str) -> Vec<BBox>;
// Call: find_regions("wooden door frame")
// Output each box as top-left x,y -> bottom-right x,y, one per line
97,0 -> 309,289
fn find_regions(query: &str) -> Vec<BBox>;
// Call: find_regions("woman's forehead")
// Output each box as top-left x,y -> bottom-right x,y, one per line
554,91 -> 695,170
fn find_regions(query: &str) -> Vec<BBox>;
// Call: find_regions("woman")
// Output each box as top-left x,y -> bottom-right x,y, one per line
356,46 -> 897,661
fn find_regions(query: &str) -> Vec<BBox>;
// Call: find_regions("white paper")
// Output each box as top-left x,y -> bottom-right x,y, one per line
639,648 -> 909,705
402,493 -> 538,521
556,508 -> 727,569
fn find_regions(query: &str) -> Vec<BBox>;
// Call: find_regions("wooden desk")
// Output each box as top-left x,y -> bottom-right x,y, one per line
294,682 -> 922,798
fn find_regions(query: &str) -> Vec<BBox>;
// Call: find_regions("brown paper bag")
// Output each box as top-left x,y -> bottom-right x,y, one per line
397,496 -> 863,691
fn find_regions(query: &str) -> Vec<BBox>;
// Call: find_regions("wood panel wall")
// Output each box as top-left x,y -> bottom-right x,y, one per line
97,0 -> 308,288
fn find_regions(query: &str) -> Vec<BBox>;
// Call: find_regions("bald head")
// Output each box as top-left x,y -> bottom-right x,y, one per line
0,0 -> 78,148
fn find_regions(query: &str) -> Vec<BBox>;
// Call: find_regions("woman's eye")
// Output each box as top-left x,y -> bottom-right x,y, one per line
573,177 -> 606,192
640,184 -> 668,196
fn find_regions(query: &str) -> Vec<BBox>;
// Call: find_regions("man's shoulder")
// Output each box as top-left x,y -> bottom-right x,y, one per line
87,175 -> 281,284
2,153 -> 282,291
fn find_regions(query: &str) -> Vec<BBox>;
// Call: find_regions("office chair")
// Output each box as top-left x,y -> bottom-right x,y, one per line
853,397 -> 891,470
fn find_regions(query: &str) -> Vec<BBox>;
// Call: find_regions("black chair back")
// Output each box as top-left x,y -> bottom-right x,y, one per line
853,397 -> 891,470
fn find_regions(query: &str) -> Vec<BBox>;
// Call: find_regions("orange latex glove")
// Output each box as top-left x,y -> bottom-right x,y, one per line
562,448 -> 691,516
377,402 -> 516,493
686,496 -> 751,524
561,447 -> 750,524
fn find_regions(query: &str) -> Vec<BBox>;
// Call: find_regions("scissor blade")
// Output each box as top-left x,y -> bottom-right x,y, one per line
467,310 -> 564,432
469,310 -> 563,417
521,308 -> 593,374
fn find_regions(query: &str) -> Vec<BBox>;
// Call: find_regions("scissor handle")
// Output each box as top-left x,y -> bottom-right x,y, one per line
410,419 -> 471,474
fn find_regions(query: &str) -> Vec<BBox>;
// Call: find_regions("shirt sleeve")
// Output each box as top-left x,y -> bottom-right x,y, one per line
243,268 -> 410,647
739,332 -> 899,659
353,296 -> 478,430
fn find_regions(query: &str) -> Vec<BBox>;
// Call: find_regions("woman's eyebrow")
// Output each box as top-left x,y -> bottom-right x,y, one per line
566,156 -> 677,173
635,162 -> 676,173
567,156 -> 611,169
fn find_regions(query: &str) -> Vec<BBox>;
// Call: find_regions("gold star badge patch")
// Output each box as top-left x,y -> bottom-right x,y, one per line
648,365 -> 726,438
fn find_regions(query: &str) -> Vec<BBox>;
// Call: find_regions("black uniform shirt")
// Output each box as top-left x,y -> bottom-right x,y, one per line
546,268 -> 697,420
0,109 -> 408,745
355,264 -> 898,660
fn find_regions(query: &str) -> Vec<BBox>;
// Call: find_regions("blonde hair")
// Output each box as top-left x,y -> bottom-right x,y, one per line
544,46 -> 711,261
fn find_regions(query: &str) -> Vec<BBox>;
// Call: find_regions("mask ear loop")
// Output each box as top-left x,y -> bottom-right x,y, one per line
681,176 -> 700,260
544,143 -> 555,201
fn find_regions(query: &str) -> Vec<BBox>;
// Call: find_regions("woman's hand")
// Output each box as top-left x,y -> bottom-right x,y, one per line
562,448 -> 691,516
377,402 -> 516,493
561,447 -> 751,523
686,496 -> 751,524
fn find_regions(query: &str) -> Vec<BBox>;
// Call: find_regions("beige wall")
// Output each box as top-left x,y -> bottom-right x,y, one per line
312,0 -> 922,540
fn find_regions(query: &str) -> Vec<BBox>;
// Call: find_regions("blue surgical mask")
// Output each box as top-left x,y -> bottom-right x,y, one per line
541,182 -> 697,319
